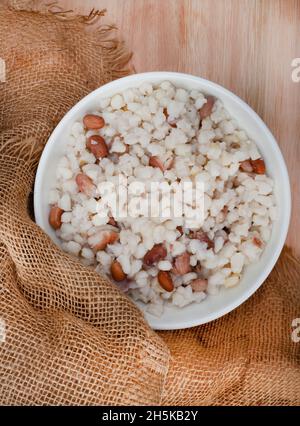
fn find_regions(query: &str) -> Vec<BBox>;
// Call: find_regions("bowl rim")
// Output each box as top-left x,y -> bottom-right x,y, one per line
34,71 -> 291,330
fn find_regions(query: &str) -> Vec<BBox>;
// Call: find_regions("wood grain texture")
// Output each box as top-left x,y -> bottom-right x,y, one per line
60,0 -> 300,254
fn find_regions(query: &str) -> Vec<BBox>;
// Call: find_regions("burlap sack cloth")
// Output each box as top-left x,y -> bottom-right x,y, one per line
0,2 -> 299,406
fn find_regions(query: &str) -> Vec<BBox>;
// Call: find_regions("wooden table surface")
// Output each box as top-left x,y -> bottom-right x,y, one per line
61,0 -> 300,255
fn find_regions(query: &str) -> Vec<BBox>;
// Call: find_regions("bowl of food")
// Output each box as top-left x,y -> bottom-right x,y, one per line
34,72 -> 291,330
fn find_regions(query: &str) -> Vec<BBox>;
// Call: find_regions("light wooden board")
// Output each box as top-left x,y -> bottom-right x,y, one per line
60,0 -> 300,254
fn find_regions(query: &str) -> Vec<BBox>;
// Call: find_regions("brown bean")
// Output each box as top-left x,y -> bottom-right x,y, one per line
89,230 -> 119,251
49,206 -> 63,230
191,278 -> 208,292
173,252 -> 191,275
189,230 -> 214,249
149,156 -> 164,171
143,244 -> 167,266
157,271 -> 174,292
149,155 -> 173,172
83,114 -> 105,130
111,260 -> 126,281
86,135 -> 108,159
251,158 -> 266,174
239,160 -> 253,173
75,173 -> 95,197
198,96 -> 215,120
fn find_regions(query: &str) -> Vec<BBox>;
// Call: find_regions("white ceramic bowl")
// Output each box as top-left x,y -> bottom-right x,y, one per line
34,72 -> 291,330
